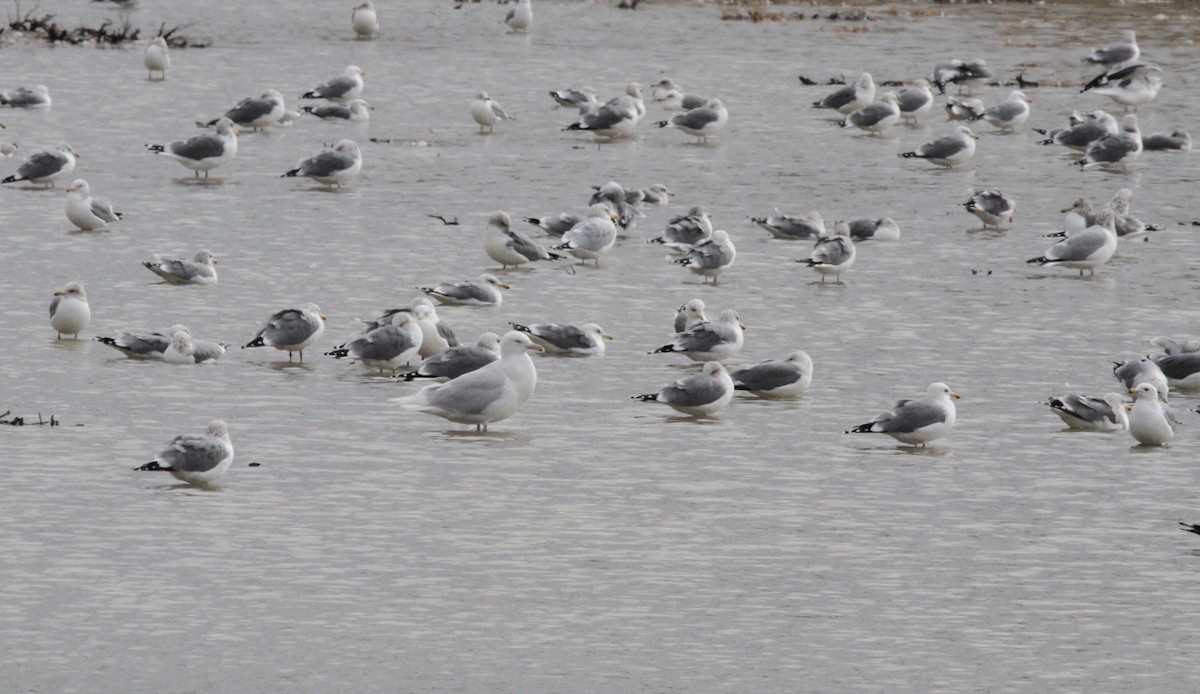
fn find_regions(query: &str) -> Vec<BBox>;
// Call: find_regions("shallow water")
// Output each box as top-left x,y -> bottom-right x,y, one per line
3,1 -> 1200,691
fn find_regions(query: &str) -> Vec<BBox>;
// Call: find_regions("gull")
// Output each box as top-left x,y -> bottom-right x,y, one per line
143,250 -> 218,285
0,85 -> 51,109
549,87 -> 597,109
898,126 -> 977,168
486,210 -> 563,267
418,274 -> 508,307
1075,114 -> 1141,170
147,118 -> 238,178
143,37 -> 170,80
803,221 -> 856,283
1153,352 -> 1200,391
1036,110 -> 1117,150
1082,64 -> 1162,109
470,92 -> 511,133
523,212 -> 582,237
2,144 -> 79,187
301,99 -> 373,122
848,217 -> 900,241
412,302 -> 459,358
1043,393 -> 1129,431
931,59 -> 992,94
49,282 -> 90,339
352,0 -> 378,38
554,204 -> 618,265
96,325 -> 225,363
133,421 -> 233,486
302,65 -> 366,102
326,312 -> 423,373
1027,209 -> 1118,276
1142,129 -> 1190,152
1108,188 -> 1164,241
944,96 -> 984,121
652,309 -> 745,362
752,210 -> 824,240
971,90 -> 1031,132
504,0 -> 533,33
1128,383 -> 1174,446
564,83 -> 643,138
631,184 -> 673,207
891,79 -> 934,124
64,179 -> 122,231
401,332 -> 501,382
204,89 -> 285,132
0,139 -> 15,158
651,78 -> 707,112
1086,30 -> 1139,67
633,362 -> 734,417
731,351 -> 814,399
656,98 -> 728,142
282,139 -> 362,188
673,298 -> 708,333
848,382 -> 960,447
1113,357 -> 1169,403
672,229 -> 735,284
812,73 -> 875,114
393,331 -> 543,432
963,190 -> 1015,228
509,321 -> 613,355
649,205 -> 713,250
839,93 -> 900,134
242,303 -> 325,362
1152,336 -> 1200,356
163,331 -> 200,365
589,181 -> 643,229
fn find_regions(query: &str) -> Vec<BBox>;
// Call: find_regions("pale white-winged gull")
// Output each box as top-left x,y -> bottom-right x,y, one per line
1027,209 -> 1117,275
1128,383 -> 1174,446
649,205 -> 713,250
147,118 -> 237,178
143,250 -> 218,285
471,91 -> 511,133
204,89 -> 285,131
49,282 -> 89,339
393,330 -> 542,431
1142,129 -> 1190,151
242,303 -> 325,362
0,85 -> 51,109
848,217 -> 900,241
944,96 -> 984,121
964,190 -> 1015,228
752,210 -> 824,240
652,308 -> 745,362
651,78 -> 707,112
65,179 -> 122,231
352,0 -> 378,38
504,0 -> 532,33
554,204 -> 618,265
812,73 -> 874,114
486,210 -> 563,266
971,90 -> 1031,132
509,321 -> 612,355
1075,114 -> 1141,169
1113,357 -> 1169,403
673,298 -> 708,333
2,144 -> 78,187
673,229 -> 735,284
282,139 -> 361,188
1153,353 -> 1200,391
731,350 -> 813,399
1036,110 -> 1117,150
803,221 -> 856,283
839,93 -> 900,134
143,37 -> 170,80
891,79 -> 934,124
134,420 -> 234,486
633,361 -> 734,417
656,98 -> 728,142
326,312 -> 422,373
302,65 -> 366,102
419,274 -> 508,307
848,382 -> 960,447
898,126 -> 977,168
1043,393 -> 1129,431
302,99 -> 373,122
401,332 -> 501,382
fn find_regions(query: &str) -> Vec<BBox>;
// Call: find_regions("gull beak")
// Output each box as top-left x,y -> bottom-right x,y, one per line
1059,206 -> 1073,213
65,184 -> 76,192
529,343 -> 545,353
603,332 -> 614,341
968,132 -> 979,140
0,122 -> 5,129
71,149 -> 82,158
498,282 -> 510,289
950,392 -> 961,399
1128,387 -> 1138,395
738,321 -> 747,330
1124,403 -> 1133,412
53,290 -> 65,296
320,314 -> 327,321
212,258 -> 218,265
360,70 -> 368,76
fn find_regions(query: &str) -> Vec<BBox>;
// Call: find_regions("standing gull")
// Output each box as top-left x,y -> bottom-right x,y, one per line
839,93 -> 901,134
302,99 -> 373,122
753,210 -> 824,240
49,282 -> 90,339
393,331 -> 542,432
134,421 -> 234,486
242,303 -> 326,362
650,205 -> 713,250
656,98 -> 728,143
143,250 -> 218,285
352,0 -> 378,38
653,309 -> 745,362
302,66 -> 366,102
732,351 -> 814,399
1028,209 -> 1118,276
143,37 -> 170,80
282,139 -> 362,188
2,144 -> 79,187
964,190 -> 1015,228
64,179 -> 122,231
589,181 -> 643,230
326,312 -> 423,374
971,90 -> 1032,132
1085,64 -> 1162,109
803,222 -> 856,283
564,84 -> 643,138
486,210 -> 562,267
634,362 -> 734,417
205,89 -> 285,131
1128,383 -> 1174,446
418,274 -> 508,307
147,118 -> 238,178
1075,114 -> 1141,170
1043,393 -> 1129,431
470,92 -> 511,133
0,85 -> 51,109
509,322 -> 613,355
812,73 -> 875,114
848,382 -> 960,447
899,126 -> 977,168
673,229 -> 735,284
402,332 -> 501,382
504,0 -> 533,33
554,204 -> 618,265
891,80 -> 934,124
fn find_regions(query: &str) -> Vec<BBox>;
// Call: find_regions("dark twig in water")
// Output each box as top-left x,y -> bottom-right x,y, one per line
0,409 -> 61,426
428,214 -> 459,225
2,3 -> 206,47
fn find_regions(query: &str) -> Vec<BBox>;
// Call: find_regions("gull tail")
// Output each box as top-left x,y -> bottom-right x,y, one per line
133,461 -> 168,472
508,322 -> 532,334
632,393 -> 659,402
846,422 -> 877,434
1,174 -> 20,184
651,345 -> 676,355
655,120 -> 669,128
242,336 -> 266,349
325,345 -> 351,359
1181,522 -> 1200,536
281,168 -> 301,178
897,151 -> 921,159
1026,256 -> 1050,265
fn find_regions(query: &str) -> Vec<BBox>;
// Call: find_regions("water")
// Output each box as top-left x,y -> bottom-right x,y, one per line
2,1 -> 1200,690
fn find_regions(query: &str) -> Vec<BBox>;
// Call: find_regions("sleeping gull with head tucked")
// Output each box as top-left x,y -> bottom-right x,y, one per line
812,73 -> 874,114
898,126 -> 977,168
401,332 -> 501,382
302,98 -> 373,122
554,204 -> 618,265
326,312 -> 422,373
419,274 -> 508,307
3,144 -> 78,187
0,85 -> 51,109
803,221 -> 856,283
964,190 -> 1015,228
1043,392 -> 1129,431
673,229 -> 735,284
509,321 -> 612,355
848,383 -> 959,447
282,139 -> 361,188
134,420 -> 233,486
242,303 -> 325,362
971,90 -> 1031,132
144,37 -> 170,80
732,351 -> 813,399
753,210 -> 824,240
839,93 -> 900,134
649,205 -> 713,250
352,0 -> 378,38
634,361 -> 734,417
653,308 -> 745,362
848,217 -> 900,241
143,250 -> 218,285
656,98 -> 728,142
1075,114 -> 1141,169
205,89 -> 285,131
147,119 -> 237,178
303,65 -> 366,102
